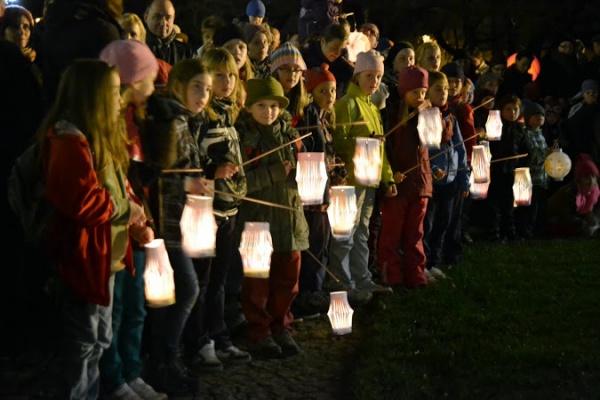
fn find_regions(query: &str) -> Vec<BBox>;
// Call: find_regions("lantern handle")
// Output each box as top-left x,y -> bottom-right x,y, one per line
240,132 -> 313,167
305,249 -> 341,283
471,97 -> 495,112
161,168 -> 204,174
383,100 -> 431,139
490,153 -> 528,163
295,120 -> 368,131
209,188 -> 298,211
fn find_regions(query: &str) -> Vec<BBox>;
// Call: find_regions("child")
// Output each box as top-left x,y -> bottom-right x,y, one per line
213,23 -> 254,89
41,59 -> 146,400
245,22 -> 272,78
98,39 -> 167,400
246,0 -> 266,25
422,71 -> 470,280
562,79 -> 600,165
183,47 -> 252,373
144,58 -> 212,396
270,41 -> 309,124
195,15 -> 225,58
293,63 -> 342,318
379,65 -> 430,288
486,94 -> 528,241
415,40 -> 442,72
234,77 -> 309,358
118,12 -> 146,42
516,101 -> 549,238
329,50 -> 396,296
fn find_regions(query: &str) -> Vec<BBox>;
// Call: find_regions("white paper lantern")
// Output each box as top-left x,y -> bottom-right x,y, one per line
144,239 -> 176,308
239,222 -> 273,278
327,291 -> 354,335
485,110 -> 503,141
544,148 -> 571,181
353,137 -> 382,185
471,145 -> 491,183
513,167 -> 532,206
417,107 -> 443,149
296,152 -> 328,205
469,172 -> 490,200
327,186 -> 358,239
180,195 -> 217,258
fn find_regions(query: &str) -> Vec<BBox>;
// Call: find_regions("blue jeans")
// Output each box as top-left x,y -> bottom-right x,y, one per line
100,251 -> 147,393
60,274 -> 115,400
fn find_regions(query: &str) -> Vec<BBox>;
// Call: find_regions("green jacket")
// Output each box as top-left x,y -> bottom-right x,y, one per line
235,111 -> 309,252
332,82 -> 394,188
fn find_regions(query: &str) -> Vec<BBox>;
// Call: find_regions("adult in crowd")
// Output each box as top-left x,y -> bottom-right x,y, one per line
537,37 -> 581,101
144,0 -> 193,65
0,5 -> 36,62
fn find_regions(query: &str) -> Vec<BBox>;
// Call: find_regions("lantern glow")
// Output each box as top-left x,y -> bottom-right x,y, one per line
469,172 -> 490,200
327,291 -> 354,335
180,195 -> 217,258
513,167 -> 533,206
144,239 -> 176,308
353,138 -> 382,185
471,145 -> 491,183
296,152 -> 328,205
544,148 -> 571,181
239,222 -> 273,278
417,107 -> 443,149
485,110 -> 503,141
327,186 -> 358,239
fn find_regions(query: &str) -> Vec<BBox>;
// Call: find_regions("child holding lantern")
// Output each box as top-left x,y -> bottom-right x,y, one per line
234,76 -> 309,358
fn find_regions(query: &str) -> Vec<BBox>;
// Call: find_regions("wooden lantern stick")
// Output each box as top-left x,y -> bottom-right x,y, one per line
471,97 -> 495,112
383,100 -> 431,139
241,132 -> 313,167
295,120 -> 368,132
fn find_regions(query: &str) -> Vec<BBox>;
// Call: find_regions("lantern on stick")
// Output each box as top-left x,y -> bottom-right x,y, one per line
353,137 -> 382,185
296,152 -> 328,205
180,195 -> 217,258
485,110 -> 503,141
417,107 -> 443,149
469,172 -> 490,200
144,239 -> 176,307
544,146 -> 571,181
327,291 -> 354,335
513,167 -> 533,206
471,145 -> 491,183
327,186 -> 358,239
239,222 -> 273,278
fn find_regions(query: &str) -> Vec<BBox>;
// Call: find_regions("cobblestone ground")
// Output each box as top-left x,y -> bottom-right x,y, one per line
0,304 -> 378,400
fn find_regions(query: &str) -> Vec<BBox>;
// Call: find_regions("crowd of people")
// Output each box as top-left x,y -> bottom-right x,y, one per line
2,0 -> 600,398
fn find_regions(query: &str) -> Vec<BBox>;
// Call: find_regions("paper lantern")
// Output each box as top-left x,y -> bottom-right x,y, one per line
327,186 -> 358,239
345,31 -> 371,62
469,171 -> 490,200
327,291 -> 354,335
485,110 -> 503,141
471,145 -> 491,183
180,195 -> 217,258
353,137 -> 382,185
513,167 -> 532,206
417,107 -> 443,149
544,148 -> 571,181
239,222 -> 273,278
296,152 -> 328,205
144,239 -> 176,308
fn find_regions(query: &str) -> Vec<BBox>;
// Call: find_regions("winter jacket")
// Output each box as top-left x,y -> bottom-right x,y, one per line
332,82 -> 394,188
301,39 -> 354,98
44,121 -> 130,306
146,29 -> 194,66
235,111 -> 309,252
489,119 -> 528,175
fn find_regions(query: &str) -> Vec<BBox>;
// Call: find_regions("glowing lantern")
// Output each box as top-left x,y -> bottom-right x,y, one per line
471,145 -> 491,183
485,110 -> 503,141
180,195 -> 217,258
346,31 -> 371,62
417,107 -> 443,149
296,152 -> 328,205
144,239 -> 176,307
469,172 -> 490,200
506,53 -> 541,81
239,222 -> 273,278
327,186 -> 358,239
327,291 -> 354,335
513,167 -> 532,206
544,147 -> 571,181
353,138 -> 382,185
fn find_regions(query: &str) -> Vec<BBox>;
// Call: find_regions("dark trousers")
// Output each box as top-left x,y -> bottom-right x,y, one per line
516,186 -> 548,236
424,181 -> 458,268
299,209 -> 330,293
487,172 -> 516,238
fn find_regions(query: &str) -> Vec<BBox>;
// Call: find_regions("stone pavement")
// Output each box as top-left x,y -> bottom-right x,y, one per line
0,306 -> 375,400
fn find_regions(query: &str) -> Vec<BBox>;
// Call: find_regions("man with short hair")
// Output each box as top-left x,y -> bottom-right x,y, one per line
359,22 -> 379,50
144,0 -> 192,65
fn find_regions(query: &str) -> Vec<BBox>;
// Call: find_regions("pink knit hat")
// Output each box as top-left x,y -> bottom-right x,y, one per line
397,65 -> 429,97
354,50 -> 384,74
100,40 -> 159,85
305,63 -> 336,93
270,42 -> 307,73
574,154 -> 600,180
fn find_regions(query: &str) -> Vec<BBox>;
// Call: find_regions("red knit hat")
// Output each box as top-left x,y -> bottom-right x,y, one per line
155,59 -> 172,88
574,154 -> 600,180
305,63 -> 336,93
398,65 -> 428,97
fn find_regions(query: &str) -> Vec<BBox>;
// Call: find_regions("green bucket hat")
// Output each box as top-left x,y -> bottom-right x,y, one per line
245,77 -> 290,109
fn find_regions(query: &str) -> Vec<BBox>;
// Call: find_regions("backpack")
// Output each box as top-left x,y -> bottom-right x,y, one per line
7,141 -> 56,245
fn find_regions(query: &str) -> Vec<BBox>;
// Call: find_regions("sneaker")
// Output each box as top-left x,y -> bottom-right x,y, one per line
356,279 -> 393,294
346,288 -> 373,307
188,340 -> 224,373
292,291 -> 329,318
424,269 -> 437,284
429,267 -> 447,280
146,353 -> 201,396
215,345 -> 252,365
106,383 -> 143,400
273,331 -> 302,357
127,378 -> 167,400
248,336 -> 282,359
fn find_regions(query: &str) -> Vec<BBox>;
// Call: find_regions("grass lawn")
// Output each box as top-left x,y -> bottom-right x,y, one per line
350,237 -> 600,400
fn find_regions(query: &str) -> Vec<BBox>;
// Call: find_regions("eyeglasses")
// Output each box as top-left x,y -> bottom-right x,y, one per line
278,67 -> 303,75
